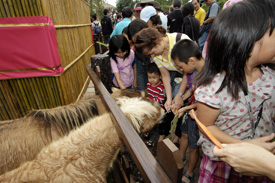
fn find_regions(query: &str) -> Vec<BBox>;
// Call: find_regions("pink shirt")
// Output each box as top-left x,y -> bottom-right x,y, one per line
110,50 -> 135,88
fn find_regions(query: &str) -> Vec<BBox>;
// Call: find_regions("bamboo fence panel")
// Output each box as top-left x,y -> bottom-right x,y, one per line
0,0 -> 95,120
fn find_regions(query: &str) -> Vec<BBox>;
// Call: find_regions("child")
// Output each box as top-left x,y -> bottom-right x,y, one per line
146,62 -> 165,108
171,39 -> 204,183
145,62 -> 165,148
194,0 -> 275,182
109,35 -> 137,89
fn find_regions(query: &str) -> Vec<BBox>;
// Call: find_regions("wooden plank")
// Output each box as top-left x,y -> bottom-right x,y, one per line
157,139 -> 184,183
86,65 -> 171,183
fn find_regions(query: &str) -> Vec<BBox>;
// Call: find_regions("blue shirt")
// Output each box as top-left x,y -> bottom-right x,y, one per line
110,18 -> 131,38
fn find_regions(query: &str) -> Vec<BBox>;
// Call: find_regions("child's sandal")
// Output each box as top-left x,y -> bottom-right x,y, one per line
143,132 -> 150,139
181,172 -> 195,183
146,140 -> 153,147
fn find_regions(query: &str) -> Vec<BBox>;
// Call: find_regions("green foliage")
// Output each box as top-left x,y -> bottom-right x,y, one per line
116,0 -> 133,12
89,0 -> 105,20
101,0 -> 229,15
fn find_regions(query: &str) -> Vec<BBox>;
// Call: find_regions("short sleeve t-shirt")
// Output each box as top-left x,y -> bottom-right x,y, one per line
195,66 -> 275,160
153,33 -> 190,84
209,2 -> 219,18
111,50 -> 135,88
195,7 -> 206,24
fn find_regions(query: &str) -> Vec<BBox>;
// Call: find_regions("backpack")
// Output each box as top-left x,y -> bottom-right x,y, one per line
93,22 -> 101,35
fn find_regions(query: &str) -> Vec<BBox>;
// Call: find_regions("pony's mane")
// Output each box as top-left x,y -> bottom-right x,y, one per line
116,97 -> 159,133
26,95 -> 98,135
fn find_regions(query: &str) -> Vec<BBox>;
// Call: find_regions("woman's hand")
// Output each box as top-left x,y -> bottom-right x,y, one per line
247,133 -> 275,153
213,143 -> 275,180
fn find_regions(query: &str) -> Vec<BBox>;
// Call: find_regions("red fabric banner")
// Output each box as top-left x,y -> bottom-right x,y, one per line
0,16 -> 64,79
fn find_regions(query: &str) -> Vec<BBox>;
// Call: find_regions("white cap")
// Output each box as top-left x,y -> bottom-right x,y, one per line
140,6 -> 157,23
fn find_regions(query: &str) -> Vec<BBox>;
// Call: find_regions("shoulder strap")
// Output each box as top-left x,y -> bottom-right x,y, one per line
176,33 -> 182,42
188,17 -> 195,40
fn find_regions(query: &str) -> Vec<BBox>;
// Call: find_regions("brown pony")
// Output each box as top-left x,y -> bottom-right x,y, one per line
0,97 -> 164,183
0,88 -> 142,175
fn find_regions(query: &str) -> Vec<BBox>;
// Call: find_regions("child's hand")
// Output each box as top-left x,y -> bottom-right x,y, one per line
171,104 -> 178,115
172,94 -> 183,109
177,107 -> 186,117
164,99 -> 172,112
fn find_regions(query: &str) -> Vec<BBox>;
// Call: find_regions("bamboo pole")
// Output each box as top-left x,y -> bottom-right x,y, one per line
30,77 -> 43,108
32,0 -> 38,16
9,0 -> 20,17
0,87 -> 10,119
20,0 -> 28,16
12,79 -> 27,115
9,80 -> 24,117
27,0 -> 35,16
47,77 -> 57,107
35,0 -> 43,16
15,0 -> 24,16
7,0 -> 16,17
1,81 -> 17,119
56,77 -> 65,105
21,78 -> 36,110
50,77 -> 61,106
22,0 -> 31,16
0,84 -> 11,119
17,79 -> 31,112
3,0 -> 11,17
35,77 -> 46,108
0,0 -> 7,17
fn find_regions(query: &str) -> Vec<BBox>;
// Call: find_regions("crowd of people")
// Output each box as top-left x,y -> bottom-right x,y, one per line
91,0 -> 275,182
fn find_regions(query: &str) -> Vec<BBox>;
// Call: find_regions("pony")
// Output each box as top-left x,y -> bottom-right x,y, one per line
0,95 -> 98,175
0,88 -> 141,175
0,97 -> 164,183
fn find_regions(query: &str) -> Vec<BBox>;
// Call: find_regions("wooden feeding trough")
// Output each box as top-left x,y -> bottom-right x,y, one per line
0,0 -> 94,120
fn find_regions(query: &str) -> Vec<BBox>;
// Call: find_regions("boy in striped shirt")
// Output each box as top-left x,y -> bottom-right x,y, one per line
146,63 -> 164,107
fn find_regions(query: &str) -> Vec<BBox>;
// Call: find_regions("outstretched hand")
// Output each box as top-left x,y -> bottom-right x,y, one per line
247,133 -> 275,153
213,142 -> 275,179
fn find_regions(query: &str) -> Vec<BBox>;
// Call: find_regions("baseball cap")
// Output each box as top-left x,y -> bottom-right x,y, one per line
134,3 -> 142,11
140,6 -> 157,23
104,9 -> 110,15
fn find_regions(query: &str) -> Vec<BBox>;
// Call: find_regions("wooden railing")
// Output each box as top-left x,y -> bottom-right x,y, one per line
86,64 -> 183,183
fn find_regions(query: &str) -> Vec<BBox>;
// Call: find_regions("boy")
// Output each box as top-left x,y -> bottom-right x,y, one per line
146,62 -> 165,108
171,39 -> 205,183
145,63 -> 164,148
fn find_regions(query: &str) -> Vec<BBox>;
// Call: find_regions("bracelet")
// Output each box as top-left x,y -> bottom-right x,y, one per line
178,92 -> 183,97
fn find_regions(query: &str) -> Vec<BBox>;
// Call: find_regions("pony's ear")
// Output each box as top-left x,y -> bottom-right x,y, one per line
111,87 -> 122,100
111,87 -> 120,93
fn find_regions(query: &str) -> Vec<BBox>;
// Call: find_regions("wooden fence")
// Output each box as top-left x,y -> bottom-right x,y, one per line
0,0 -> 94,120
86,64 -> 184,183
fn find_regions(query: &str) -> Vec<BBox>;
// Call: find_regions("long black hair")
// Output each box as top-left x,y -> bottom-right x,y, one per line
109,35 -> 130,63
196,0 -> 275,99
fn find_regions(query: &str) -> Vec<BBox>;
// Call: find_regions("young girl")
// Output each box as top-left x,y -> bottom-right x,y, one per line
133,25 -> 190,143
109,35 -> 136,89
194,0 -> 275,182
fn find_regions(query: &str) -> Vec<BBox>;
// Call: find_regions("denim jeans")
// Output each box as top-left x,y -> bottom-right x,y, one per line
198,31 -> 209,52
103,36 -> 110,44
135,51 -> 151,92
